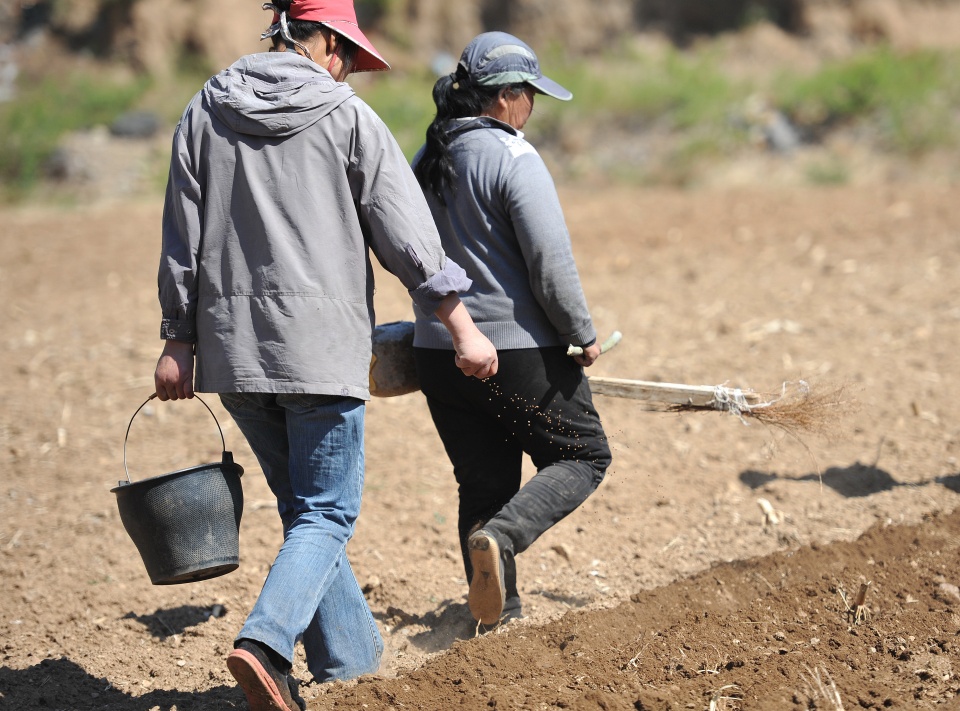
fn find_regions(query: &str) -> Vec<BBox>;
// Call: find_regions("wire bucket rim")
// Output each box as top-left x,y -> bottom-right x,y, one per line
109,460 -> 237,494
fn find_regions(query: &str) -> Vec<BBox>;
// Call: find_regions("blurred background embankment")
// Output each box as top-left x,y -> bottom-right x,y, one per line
2,0 -> 960,203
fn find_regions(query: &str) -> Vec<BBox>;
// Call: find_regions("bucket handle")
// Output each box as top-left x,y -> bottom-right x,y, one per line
122,393 -> 226,485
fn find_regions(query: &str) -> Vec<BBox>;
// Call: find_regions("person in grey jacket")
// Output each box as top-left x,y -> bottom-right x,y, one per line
153,2 -> 497,709
412,32 -> 611,628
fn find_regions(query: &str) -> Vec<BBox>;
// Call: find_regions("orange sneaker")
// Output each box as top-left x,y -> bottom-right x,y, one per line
226,640 -> 303,711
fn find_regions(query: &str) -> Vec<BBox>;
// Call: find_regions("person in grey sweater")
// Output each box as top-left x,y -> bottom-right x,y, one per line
153,2 -> 497,709
412,31 -> 611,628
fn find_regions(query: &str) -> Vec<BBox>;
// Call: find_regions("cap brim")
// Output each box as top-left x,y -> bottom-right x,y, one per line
321,21 -> 390,72
528,75 -> 572,101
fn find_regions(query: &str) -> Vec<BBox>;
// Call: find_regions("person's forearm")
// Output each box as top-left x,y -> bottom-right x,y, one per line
434,293 -> 482,347
433,293 -> 499,379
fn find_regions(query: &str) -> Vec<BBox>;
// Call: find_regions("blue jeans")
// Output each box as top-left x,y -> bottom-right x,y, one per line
219,393 -> 383,682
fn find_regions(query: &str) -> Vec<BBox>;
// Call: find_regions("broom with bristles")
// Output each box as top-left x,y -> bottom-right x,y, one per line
571,332 -> 856,436
370,323 -> 856,436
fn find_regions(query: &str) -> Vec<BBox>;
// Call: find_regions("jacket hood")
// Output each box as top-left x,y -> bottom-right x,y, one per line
203,52 -> 355,138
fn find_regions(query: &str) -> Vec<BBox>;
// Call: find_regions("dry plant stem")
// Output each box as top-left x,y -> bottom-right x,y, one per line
800,665 -> 845,710
840,581 -> 872,625
625,631 -> 648,670
709,684 -> 742,711
758,498 -> 783,526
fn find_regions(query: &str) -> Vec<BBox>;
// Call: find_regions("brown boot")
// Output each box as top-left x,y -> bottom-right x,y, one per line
467,529 -> 506,625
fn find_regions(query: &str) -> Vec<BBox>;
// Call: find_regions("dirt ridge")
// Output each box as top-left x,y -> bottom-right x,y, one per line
318,508 -> 960,710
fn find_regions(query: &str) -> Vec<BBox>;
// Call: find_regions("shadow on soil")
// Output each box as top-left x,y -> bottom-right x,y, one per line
0,657 -> 242,711
938,473 -> 960,493
122,605 -> 226,639
740,461 -> 926,497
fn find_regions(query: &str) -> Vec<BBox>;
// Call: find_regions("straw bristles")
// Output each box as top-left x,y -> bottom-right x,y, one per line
742,381 -> 857,436
671,381 -> 857,438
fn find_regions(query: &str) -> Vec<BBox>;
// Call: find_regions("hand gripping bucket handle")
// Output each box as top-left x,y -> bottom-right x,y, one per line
113,394 -> 244,585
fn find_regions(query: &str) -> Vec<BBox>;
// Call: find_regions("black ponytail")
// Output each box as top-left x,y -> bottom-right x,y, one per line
414,65 -> 512,203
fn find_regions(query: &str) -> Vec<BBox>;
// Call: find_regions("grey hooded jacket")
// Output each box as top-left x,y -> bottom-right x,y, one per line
159,52 -> 469,399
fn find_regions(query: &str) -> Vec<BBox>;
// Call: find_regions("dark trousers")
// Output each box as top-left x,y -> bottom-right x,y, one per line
414,346 -> 611,615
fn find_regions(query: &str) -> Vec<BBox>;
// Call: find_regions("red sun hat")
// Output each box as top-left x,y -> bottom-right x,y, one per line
274,0 -> 390,72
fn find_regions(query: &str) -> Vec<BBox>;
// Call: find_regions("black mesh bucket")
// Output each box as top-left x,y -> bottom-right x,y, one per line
112,394 -> 244,585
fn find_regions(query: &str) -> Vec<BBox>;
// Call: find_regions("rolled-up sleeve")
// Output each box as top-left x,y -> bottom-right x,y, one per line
408,254 -> 472,312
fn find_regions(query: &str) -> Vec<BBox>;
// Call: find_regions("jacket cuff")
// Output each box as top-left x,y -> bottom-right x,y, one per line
565,325 -> 597,349
160,318 -> 197,342
409,258 -> 472,313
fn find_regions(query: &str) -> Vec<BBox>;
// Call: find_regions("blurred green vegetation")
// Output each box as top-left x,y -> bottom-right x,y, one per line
2,44 -> 960,199
546,48 -> 742,129
773,48 -> 960,155
351,47 -> 748,161
0,72 -> 151,195
355,0 -> 396,26
351,67 -> 438,159
805,156 -> 850,186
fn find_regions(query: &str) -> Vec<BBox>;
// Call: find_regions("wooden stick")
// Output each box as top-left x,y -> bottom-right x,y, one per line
587,377 -> 763,408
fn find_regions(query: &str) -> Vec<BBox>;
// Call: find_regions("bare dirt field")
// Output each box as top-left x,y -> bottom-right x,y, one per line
2,182 -> 960,710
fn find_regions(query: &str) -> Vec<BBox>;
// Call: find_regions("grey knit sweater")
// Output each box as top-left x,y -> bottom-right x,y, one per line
412,117 -> 596,351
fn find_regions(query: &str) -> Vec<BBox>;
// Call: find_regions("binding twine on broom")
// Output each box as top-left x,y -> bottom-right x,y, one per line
670,379 -> 856,438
